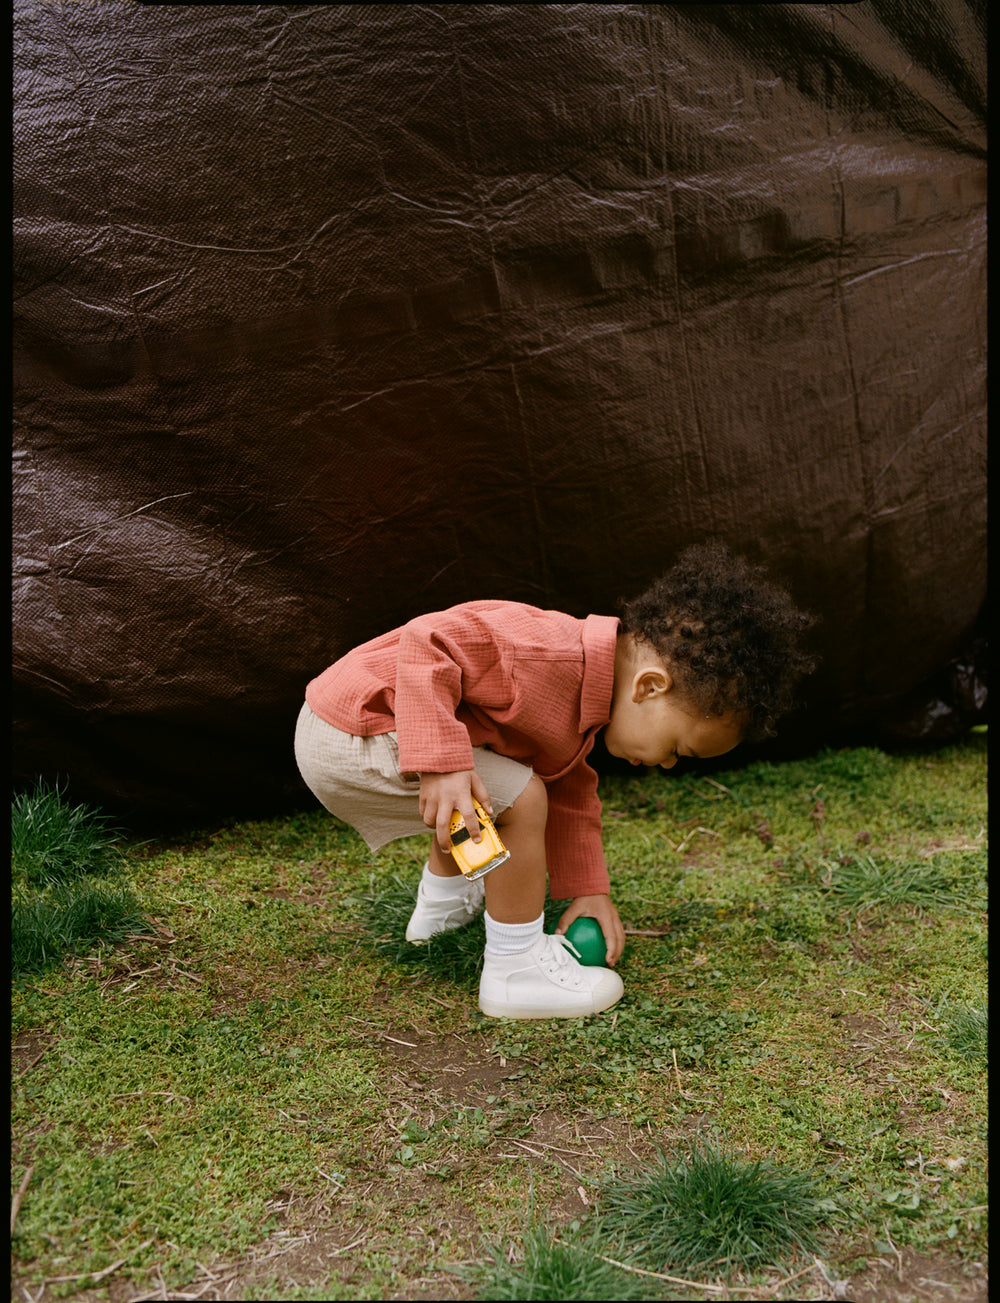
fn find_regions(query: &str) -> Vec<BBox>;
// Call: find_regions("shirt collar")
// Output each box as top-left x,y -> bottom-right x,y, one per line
579,614 -> 620,732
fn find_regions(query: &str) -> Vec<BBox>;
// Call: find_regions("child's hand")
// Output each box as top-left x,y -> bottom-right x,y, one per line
419,770 -> 494,853
555,895 -> 626,967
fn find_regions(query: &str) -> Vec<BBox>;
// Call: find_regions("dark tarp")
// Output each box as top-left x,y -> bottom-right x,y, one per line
13,2 -> 986,828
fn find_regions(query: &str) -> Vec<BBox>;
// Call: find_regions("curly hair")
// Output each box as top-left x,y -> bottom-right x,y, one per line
620,541 -> 817,742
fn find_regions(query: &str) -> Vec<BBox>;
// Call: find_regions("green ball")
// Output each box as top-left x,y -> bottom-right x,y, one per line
564,916 -> 607,966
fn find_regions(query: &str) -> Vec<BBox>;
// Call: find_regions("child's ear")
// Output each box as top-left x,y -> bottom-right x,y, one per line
633,667 -> 673,701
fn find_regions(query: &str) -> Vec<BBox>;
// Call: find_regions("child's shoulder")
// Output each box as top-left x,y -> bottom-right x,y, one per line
432,597 -> 557,622
415,598 -> 582,644
447,599 -> 597,656
449,597 -> 575,625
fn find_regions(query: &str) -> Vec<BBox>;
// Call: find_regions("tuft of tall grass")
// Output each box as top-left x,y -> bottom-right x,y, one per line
12,779 -> 125,885
12,881 -> 149,975
931,999 -> 988,1065
472,1221 -> 657,1301
358,874 -> 486,984
597,1141 -> 834,1276
822,854 -> 981,915
11,781 -> 149,976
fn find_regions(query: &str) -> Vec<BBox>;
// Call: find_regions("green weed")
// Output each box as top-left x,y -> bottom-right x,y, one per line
11,879 -> 148,976
472,1220 -> 657,1300
932,999 -> 988,1066
11,782 -> 150,976
12,780 -> 126,885
597,1141 -> 835,1275
821,852 -> 984,915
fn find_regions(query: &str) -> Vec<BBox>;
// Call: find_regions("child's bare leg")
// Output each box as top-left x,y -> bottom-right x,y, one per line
409,777 -> 545,946
427,838 -> 463,877
426,774 -> 547,917
484,775 -> 548,923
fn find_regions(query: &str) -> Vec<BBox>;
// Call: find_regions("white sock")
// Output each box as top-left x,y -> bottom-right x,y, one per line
421,863 -> 472,898
484,910 -> 545,956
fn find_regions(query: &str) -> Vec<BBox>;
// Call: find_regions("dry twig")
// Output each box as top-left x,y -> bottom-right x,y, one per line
45,1238 -> 154,1284
10,1164 -> 35,1235
19,1049 -> 47,1077
591,1249 -> 824,1297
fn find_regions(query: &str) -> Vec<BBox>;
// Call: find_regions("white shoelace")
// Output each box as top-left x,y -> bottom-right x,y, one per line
541,933 -> 585,974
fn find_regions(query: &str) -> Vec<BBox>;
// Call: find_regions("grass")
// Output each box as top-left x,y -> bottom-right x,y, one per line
929,997 -> 988,1066
10,731 -> 988,1300
821,852 -> 985,915
359,873 -> 488,984
470,1220 -> 659,1300
596,1142 -> 834,1275
11,782 -> 150,976
11,879 -> 151,976
12,779 -> 127,885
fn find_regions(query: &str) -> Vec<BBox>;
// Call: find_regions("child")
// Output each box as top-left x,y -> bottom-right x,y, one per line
294,541 -> 815,1020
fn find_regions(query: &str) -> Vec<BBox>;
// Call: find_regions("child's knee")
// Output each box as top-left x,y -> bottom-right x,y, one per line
498,774 -> 548,831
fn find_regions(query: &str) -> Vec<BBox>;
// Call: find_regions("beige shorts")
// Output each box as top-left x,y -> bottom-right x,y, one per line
293,702 -> 534,852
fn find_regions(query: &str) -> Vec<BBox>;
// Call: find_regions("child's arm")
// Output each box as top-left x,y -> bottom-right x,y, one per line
394,609 -> 509,777
419,769 -> 494,852
543,762 -> 626,966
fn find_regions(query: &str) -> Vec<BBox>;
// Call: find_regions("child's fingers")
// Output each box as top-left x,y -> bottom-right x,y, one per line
419,786 -> 443,832
459,796 -> 482,844
420,772 -> 483,849
602,908 -> 627,967
437,806 -> 479,850
437,815 -> 454,852
555,897 -> 626,967
602,921 -> 625,967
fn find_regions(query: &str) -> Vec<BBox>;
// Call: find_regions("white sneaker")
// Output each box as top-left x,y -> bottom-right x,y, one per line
479,933 -> 624,1019
405,871 -> 485,943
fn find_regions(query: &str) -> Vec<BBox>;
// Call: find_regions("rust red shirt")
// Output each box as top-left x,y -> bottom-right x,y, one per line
305,600 -> 620,898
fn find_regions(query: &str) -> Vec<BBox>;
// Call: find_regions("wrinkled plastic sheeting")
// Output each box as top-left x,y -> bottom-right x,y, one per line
13,2 -> 986,826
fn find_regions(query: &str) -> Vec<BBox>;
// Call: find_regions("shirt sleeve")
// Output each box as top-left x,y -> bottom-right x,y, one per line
392,609 -> 498,774
543,759 -> 611,899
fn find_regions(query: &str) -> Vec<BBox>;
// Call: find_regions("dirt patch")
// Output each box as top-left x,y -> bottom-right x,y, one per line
833,1005 -> 931,1074
99,1200 -> 481,1302
11,1031 -> 57,1077
379,1025 -> 517,1100
374,1026 -> 664,1189
845,1246 -> 988,1303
